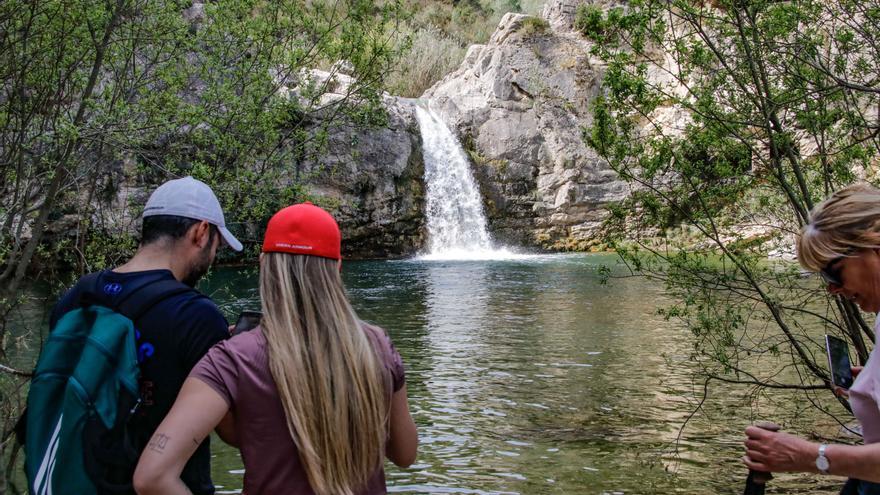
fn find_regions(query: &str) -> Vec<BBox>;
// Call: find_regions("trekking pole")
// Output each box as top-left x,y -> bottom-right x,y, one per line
743,421 -> 781,495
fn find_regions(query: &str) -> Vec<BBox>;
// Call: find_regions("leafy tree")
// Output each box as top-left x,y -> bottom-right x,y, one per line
0,1 -> 403,490
580,0 -> 880,416
0,0 -> 401,292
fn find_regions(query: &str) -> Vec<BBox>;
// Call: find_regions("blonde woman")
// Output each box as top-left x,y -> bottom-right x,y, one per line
134,203 -> 418,495
743,184 -> 880,494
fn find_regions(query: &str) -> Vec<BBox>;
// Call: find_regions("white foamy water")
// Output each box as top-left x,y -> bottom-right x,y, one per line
414,105 -> 530,261
416,247 -> 534,261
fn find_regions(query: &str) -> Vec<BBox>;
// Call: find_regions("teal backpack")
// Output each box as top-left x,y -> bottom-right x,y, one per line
24,276 -> 192,495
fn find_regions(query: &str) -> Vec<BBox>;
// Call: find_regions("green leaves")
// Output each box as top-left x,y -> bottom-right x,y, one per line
585,0 -> 880,399
575,5 -> 610,44
0,0 -> 406,278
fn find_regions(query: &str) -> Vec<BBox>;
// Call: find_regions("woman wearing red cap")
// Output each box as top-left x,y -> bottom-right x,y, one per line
133,203 -> 418,495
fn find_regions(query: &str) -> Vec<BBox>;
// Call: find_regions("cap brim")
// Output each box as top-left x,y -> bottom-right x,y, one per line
219,226 -> 243,251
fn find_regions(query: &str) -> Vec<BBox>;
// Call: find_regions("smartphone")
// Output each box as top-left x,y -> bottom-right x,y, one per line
825,334 -> 854,389
232,311 -> 262,336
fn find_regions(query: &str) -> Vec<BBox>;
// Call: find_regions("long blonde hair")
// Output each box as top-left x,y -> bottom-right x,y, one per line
259,252 -> 390,495
798,183 -> 880,272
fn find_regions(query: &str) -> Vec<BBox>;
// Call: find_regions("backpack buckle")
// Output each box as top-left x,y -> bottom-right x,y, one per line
128,397 -> 142,416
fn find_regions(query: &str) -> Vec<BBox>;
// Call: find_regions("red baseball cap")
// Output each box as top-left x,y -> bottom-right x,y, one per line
262,203 -> 341,260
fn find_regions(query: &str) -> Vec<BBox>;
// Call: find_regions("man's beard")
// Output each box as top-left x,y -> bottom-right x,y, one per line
182,241 -> 214,287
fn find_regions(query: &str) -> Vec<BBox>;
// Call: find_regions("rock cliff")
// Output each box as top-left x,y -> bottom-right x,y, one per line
422,4 -> 629,250
299,96 -> 426,259
51,82 -> 428,261
45,1 -> 633,260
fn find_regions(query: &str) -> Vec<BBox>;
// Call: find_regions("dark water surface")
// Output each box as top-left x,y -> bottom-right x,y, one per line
194,254 -> 844,495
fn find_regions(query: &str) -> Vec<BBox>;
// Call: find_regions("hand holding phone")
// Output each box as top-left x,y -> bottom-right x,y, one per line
825,335 -> 854,390
232,311 -> 262,336
853,366 -> 864,379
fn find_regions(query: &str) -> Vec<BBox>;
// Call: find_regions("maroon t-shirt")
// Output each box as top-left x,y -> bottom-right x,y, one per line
190,323 -> 405,495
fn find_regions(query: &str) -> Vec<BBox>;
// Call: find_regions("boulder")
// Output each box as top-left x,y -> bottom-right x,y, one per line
542,0 -> 627,33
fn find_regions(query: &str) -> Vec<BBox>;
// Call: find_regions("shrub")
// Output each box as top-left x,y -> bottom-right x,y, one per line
392,0 -> 548,96
575,4 -> 608,41
520,16 -> 550,36
387,24 -> 467,97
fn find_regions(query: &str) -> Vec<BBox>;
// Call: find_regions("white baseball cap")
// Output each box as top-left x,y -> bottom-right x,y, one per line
143,176 -> 243,251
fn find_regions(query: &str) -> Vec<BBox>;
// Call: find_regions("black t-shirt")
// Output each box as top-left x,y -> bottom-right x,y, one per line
51,269 -> 229,495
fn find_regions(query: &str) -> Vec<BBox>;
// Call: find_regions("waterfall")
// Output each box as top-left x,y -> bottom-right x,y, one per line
415,105 -> 524,260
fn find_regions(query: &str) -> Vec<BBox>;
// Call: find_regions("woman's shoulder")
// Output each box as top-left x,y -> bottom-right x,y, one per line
361,321 -> 386,337
361,322 -> 394,352
230,325 -> 268,346
360,321 -> 406,390
208,326 -> 268,364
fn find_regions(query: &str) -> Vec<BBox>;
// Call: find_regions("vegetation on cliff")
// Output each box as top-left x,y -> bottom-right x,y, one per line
387,0 -> 545,97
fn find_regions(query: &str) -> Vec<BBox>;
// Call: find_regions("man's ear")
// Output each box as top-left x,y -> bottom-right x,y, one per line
190,220 -> 212,248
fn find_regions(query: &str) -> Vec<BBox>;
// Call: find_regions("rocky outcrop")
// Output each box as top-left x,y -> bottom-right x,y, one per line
43,93 -> 426,262
276,66 -> 427,258
542,0 -> 624,32
299,97 -> 426,258
422,7 -> 629,250
43,1 -> 637,260
235,68 -> 428,258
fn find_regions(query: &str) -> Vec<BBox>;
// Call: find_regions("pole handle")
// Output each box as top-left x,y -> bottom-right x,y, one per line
754,421 -> 781,432
746,422 -> 782,488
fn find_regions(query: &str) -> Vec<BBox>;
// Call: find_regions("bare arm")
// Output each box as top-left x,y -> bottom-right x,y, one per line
215,411 -> 238,448
133,378 -> 230,495
824,443 -> 880,482
386,385 -> 418,467
744,426 -> 880,482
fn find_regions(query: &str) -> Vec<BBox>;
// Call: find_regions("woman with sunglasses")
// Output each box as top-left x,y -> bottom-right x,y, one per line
743,183 -> 880,494
133,203 -> 418,495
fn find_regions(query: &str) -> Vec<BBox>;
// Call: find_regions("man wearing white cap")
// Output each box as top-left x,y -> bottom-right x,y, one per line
47,176 -> 242,494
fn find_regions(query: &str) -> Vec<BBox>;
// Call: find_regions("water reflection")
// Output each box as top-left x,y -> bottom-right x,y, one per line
6,255 -> 848,494
366,256 -> 684,494
144,255 -> 852,494
412,261 -> 510,494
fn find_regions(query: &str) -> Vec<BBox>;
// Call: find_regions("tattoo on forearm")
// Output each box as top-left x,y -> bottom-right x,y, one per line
147,433 -> 171,453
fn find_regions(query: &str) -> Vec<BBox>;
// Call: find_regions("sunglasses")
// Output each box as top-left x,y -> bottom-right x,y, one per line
820,248 -> 856,287
820,258 -> 844,287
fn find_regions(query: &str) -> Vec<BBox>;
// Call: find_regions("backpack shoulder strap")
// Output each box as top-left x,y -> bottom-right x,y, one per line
115,279 -> 196,323
79,276 -> 197,323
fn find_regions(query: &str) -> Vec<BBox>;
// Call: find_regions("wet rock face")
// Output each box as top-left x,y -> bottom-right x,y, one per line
300,97 -> 427,259
423,10 -> 628,250
69,95 -> 426,261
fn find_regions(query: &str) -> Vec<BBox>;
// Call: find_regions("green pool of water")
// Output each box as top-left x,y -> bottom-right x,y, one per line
7,253 -> 848,494
197,254 -> 843,494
